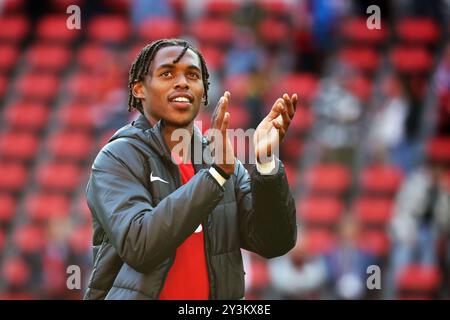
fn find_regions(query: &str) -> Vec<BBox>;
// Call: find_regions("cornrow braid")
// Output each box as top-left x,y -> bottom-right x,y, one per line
128,39 -> 210,114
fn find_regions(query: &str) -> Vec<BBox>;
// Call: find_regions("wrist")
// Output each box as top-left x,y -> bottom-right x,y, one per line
212,163 -> 232,179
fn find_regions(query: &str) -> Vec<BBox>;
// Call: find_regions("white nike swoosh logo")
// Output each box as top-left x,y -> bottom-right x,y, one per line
150,171 -> 169,184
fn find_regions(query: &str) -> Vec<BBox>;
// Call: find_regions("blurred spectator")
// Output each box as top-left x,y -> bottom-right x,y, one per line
368,73 -> 412,171
91,52 -> 129,131
41,216 -> 74,299
434,43 -> 450,135
224,27 -> 265,77
311,0 -> 349,52
268,229 -> 328,299
314,64 -> 363,166
130,0 -> 175,28
327,215 -> 378,299
387,160 -> 450,297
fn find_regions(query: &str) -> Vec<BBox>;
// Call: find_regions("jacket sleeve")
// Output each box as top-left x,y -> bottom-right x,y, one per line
234,158 -> 297,258
86,140 -> 225,273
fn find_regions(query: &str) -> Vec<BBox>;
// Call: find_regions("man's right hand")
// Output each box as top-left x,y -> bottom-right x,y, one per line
208,91 -> 235,176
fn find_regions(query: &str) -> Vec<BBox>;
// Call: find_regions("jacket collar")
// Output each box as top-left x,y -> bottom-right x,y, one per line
132,114 -> 211,168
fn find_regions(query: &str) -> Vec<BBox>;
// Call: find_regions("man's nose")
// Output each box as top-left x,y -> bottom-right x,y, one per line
174,74 -> 189,89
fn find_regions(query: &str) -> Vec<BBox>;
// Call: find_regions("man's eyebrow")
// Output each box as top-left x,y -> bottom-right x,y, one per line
155,63 -> 175,70
186,65 -> 201,72
155,63 -> 201,72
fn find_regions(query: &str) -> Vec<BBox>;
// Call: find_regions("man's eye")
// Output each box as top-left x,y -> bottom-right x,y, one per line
160,71 -> 172,77
188,72 -> 200,79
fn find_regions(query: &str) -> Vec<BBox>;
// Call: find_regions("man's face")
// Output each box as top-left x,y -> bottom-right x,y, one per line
135,46 -> 205,127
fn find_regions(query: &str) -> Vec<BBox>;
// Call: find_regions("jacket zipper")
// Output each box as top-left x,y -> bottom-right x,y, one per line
203,217 -> 217,300
156,159 -> 181,298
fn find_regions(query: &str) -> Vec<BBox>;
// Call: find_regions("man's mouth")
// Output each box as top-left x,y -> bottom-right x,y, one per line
168,93 -> 194,109
171,97 -> 191,103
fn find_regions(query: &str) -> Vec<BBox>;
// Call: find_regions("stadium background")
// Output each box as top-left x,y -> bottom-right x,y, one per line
0,0 -> 449,300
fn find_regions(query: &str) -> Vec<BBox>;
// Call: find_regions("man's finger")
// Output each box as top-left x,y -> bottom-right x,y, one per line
291,93 -> 298,112
214,93 -> 229,129
266,99 -> 285,121
221,112 -> 230,132
210,97 -> 222,129
272,120 -> 286,138
281,108 -> 290,129
283,93 -> 294,118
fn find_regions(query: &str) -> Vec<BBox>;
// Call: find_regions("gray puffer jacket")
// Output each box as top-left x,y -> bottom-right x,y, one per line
84,114 -> 297,300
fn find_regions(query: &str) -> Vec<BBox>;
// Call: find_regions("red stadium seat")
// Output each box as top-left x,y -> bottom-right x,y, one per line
353,197 -> 394,227
36,161 -> 83,192
339,47 -> 380,73
341,18 -> 388,45
390,46 -> 433,74
397,264 -> 441,292
396,18 -> 440,45
303,229 -> 338,256
0,44 -> 19,72
360,164 -> 404,195
138,17 -> 182,41
298,196 -> 343,226
275,73 -> 319,103
47,131 -> 93,161
426,136 -> 450,163
36,15 -> 81,43
57,103 -> 96,130
191,18 -> 235,46
0,162 -> 28,192
76,44 -> 116,71
0,131 -> 40,161
26,43 -> 71,72
0,193 -> 17,224
66,71 -> 103,101
356,230 -> 390,257
13,224 -> 46,253
25,192 -> 71,221
2,256 -> 30,286
15,72 -> 59,102
258,19 -> 290,45
0,16 -> 29,43
304,163 -> 351,195
88,15 -> 130,44
4,102 -> 50,131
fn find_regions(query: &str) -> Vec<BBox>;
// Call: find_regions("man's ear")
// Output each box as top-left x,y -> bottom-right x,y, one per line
132,82 -> 145,99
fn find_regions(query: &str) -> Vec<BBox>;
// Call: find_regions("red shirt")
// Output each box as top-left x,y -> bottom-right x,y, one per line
159,155 -> 209,300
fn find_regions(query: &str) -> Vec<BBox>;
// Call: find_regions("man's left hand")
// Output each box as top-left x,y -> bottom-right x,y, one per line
254,93 -> 298,163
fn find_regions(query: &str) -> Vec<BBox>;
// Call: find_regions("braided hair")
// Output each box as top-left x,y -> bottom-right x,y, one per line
128,39 -> 210,114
